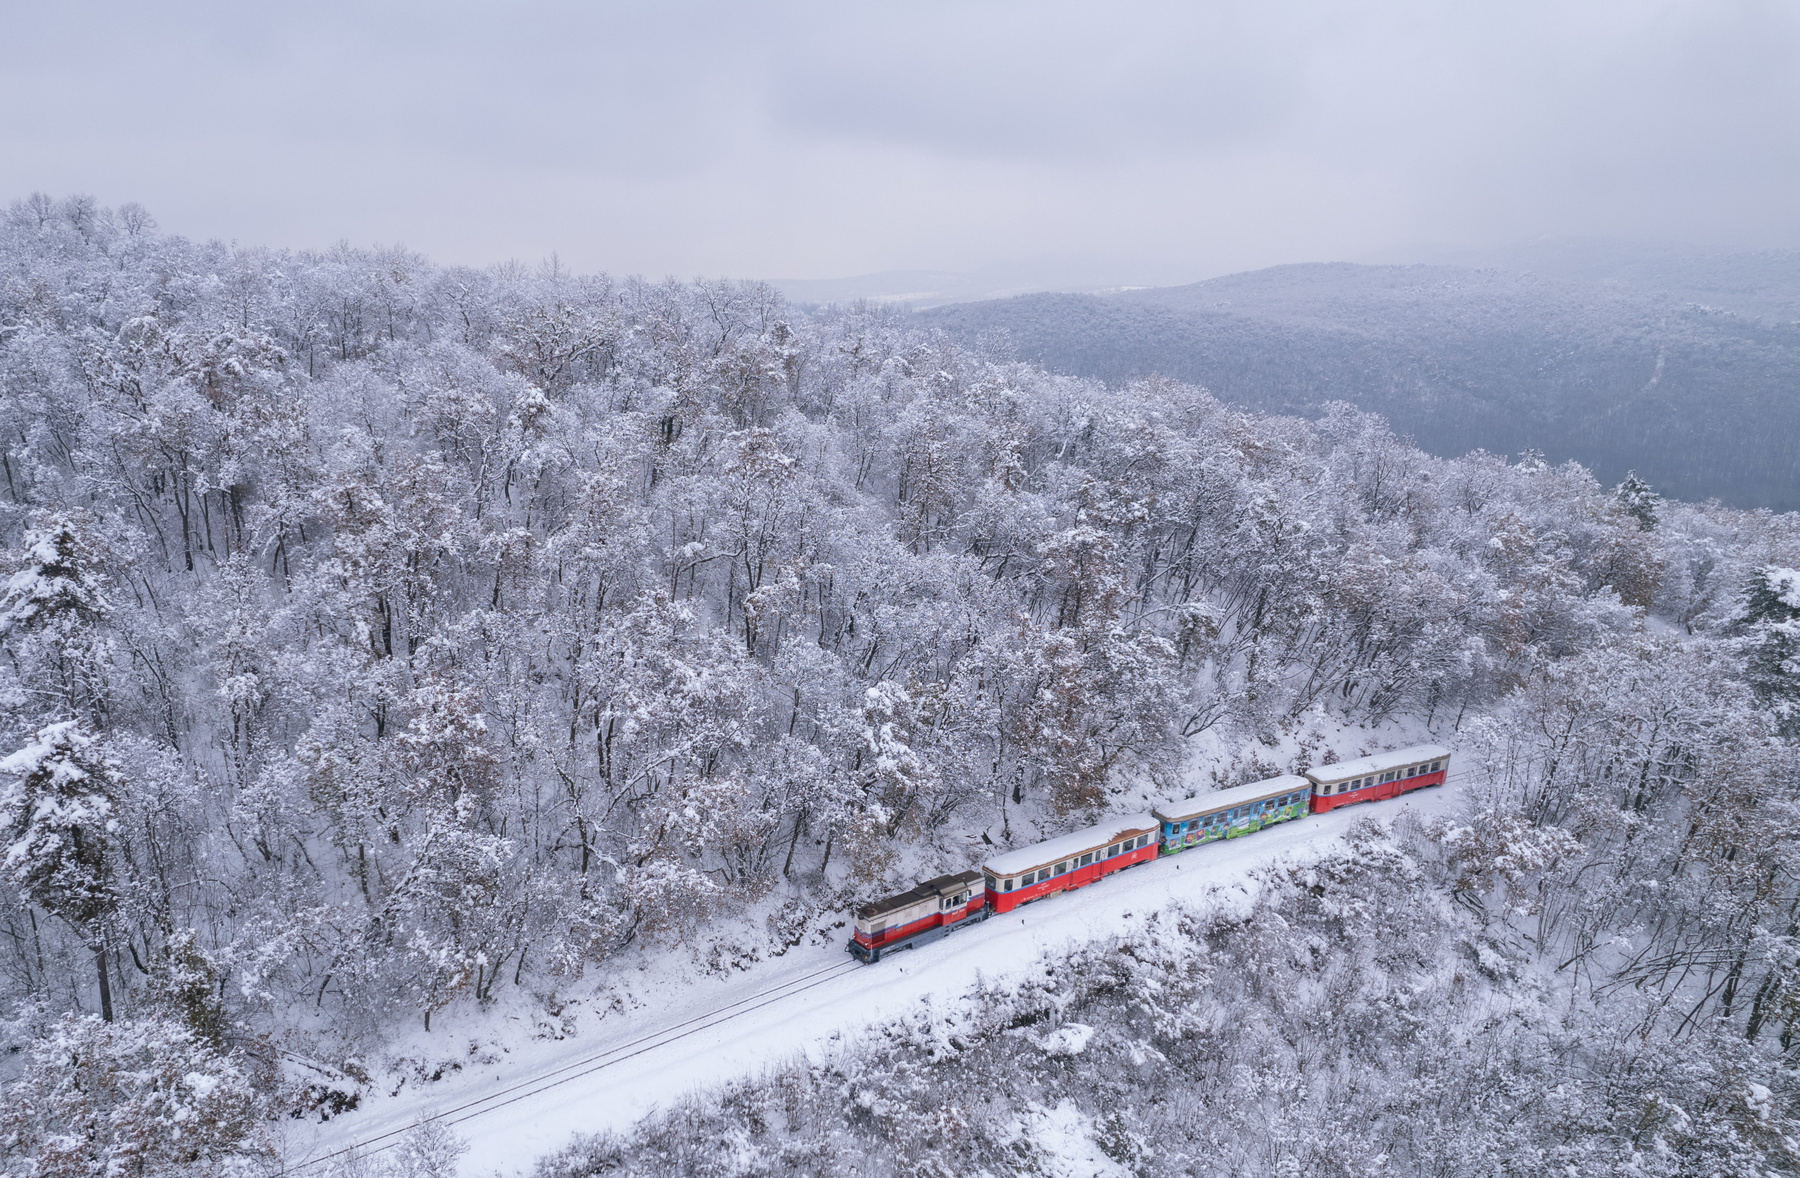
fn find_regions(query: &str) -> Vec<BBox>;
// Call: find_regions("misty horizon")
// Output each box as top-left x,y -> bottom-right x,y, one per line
7,2 -> 1800,278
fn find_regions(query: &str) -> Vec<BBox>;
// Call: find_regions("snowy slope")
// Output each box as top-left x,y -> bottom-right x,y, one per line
283,773 -> 1465,1176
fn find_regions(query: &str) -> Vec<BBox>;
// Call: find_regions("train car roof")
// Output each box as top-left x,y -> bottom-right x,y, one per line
1152,774 -> 1310,824
1306,744 -> 1451,783
982,812 -> 1158,877
855,869 -> 982,922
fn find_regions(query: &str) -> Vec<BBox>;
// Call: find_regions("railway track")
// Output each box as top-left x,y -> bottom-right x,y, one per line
283,956 -> 864,1173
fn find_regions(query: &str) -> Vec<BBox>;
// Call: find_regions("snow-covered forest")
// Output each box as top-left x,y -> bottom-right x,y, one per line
2,195 -> 1798,1175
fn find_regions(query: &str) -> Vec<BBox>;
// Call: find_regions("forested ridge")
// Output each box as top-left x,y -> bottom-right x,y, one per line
920,261 -> 1800,511
1,196 -> 1798,1176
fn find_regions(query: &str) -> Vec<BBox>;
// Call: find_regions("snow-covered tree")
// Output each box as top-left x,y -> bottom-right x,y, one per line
0,513 -> 112,723
0,721 -> 124,1020
1735,566 -> 1800,735
1614,468 -> 1661,531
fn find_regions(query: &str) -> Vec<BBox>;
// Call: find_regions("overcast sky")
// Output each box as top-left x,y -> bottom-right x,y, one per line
3,0 -> 1798,281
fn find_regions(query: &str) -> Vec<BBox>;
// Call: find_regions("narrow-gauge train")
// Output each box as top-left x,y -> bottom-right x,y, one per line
849,743 -> 1450,963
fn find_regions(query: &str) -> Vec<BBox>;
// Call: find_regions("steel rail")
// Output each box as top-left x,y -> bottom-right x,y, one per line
283,957 -> 863,1173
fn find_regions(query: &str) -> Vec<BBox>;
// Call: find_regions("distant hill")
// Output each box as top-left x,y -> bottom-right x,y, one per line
772,257 -> 1203,309
1366,240 -> 1800,324
919,261 -> 1800,511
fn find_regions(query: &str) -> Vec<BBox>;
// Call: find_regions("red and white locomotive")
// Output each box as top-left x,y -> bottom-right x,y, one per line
849,743 -> 1450,963
848,871 -> 988,964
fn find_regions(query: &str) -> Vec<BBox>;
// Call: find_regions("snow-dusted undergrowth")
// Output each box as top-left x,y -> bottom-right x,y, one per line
536,820 -> 1799,1178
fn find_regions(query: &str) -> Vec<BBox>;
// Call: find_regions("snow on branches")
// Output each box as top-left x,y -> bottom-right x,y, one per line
0,720 -> 121,937
0,1013 -> 271,1178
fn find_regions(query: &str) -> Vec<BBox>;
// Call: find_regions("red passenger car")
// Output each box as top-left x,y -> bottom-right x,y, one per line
981,813 -> 1159,915
1305,744 -> 1450,813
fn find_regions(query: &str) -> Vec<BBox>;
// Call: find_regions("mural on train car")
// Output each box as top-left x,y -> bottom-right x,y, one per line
1155,777 -> 1312,855
1160,795 -> 1308,852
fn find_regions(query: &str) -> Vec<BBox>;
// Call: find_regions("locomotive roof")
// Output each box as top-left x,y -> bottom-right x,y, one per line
982,812 -> 1158,877
1306,744 -> 1450,782
855,869 -> 982,922
1152,774 -> 1310,824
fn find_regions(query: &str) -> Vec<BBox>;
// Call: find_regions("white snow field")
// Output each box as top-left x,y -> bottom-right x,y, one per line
285,772 -> 1466,1176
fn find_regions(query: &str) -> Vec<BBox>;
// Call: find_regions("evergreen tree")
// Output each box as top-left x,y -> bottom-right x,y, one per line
1735,567 -> 1800,735
1614,469 -> 1660,531
0,513 -> 112,722
0,720 -> 125,1019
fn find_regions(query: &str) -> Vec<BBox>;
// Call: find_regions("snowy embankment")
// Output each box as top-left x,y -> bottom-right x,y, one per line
283,771 -> 1467,1177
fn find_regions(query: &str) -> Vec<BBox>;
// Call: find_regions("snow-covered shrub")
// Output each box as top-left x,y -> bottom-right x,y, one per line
386,1120 -> 468,1178
0,1014 -> 272,1177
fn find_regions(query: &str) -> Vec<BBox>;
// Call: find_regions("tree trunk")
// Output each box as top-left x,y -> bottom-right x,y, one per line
94,942 -> 113,1022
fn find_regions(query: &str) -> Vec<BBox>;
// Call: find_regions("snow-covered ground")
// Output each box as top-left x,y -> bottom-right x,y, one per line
282,770 -> 1467,1177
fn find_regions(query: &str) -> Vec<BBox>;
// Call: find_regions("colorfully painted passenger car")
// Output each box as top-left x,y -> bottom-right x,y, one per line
1152,774 -> 1311,854
980,813 -> 1159,915
1305,744 -> 1449,812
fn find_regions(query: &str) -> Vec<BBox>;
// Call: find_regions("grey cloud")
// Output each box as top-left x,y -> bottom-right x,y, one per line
770,3 -> 1300,160
1,0 -> 1796,275
1,2 -> 759,177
